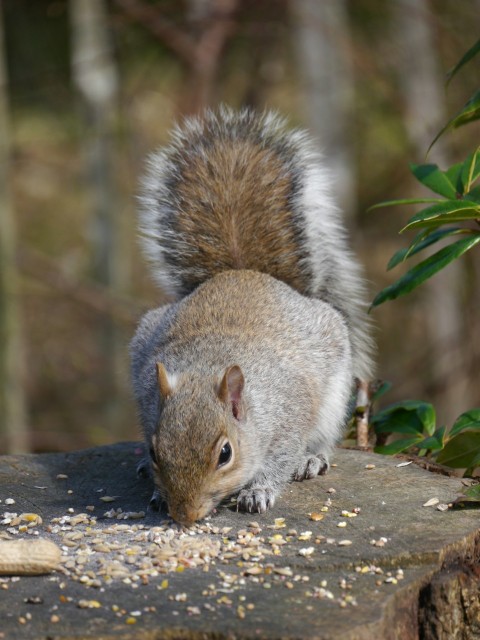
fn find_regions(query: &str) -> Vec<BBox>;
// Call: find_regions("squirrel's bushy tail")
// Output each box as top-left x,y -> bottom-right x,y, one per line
139,106 -> 374,380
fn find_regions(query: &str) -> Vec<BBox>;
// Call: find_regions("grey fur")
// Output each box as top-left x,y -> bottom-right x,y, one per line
131,271 -> 352,521
139,106 -> 374,381
131,108 -> 374,523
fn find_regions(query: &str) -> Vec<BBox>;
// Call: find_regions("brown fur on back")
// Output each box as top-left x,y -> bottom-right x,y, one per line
141,109 -> 312,297
172,138 -> 310,294
139,107 -> 375,382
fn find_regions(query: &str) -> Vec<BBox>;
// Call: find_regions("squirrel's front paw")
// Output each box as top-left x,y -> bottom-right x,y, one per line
136,457 -> 150,479
148,489 -> 166,512
237,487 -> 275,514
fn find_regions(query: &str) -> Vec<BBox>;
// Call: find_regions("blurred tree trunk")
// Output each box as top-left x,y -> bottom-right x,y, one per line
291,0 -> 355,217
70,0 -> 127,436
394,0 -> 469,424
0,2 -> 29,453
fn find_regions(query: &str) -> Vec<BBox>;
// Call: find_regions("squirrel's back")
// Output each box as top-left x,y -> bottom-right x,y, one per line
140,107 -> 374,380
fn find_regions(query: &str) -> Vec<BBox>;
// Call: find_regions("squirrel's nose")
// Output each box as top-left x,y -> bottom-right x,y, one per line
169,504 -> 200,527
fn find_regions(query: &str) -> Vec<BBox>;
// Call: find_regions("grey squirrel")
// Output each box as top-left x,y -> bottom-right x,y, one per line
130,107 -> 374,526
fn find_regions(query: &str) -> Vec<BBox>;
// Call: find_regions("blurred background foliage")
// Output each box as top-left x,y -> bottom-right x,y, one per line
0,0 -> 479,454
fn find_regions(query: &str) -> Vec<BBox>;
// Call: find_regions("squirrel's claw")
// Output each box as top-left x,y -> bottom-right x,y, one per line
237,487 -> 275,514
148,490 -> 163,512
136,457 -> 150,479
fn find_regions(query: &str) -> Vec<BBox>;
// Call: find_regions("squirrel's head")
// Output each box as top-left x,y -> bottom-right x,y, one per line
149,362 -> 251,526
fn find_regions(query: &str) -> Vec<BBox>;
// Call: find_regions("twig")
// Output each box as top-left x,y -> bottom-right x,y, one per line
17,246 -> 149,323
355,379 -> 373,449
113,0 -> 239,113
112,0 -> 196,63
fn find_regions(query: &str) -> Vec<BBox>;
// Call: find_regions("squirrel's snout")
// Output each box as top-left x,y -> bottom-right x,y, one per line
169,504 -> 203,527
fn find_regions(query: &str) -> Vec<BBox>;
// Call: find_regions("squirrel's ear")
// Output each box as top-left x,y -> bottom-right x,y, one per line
156,362 -> 175,399
218,365 -> 244,420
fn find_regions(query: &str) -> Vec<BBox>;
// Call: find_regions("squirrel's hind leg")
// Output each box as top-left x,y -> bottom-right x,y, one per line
292,453 -> 329,481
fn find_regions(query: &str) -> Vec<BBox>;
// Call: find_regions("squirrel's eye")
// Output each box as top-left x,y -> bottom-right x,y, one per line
217,442 -> 232,467
149,446 -> 157,464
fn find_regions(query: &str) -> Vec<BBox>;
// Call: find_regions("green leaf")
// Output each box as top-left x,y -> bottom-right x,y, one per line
452,482 -> 480,507
387,227 -> 465,270
368,198 -> 443,212
461,484 -> 480,501
402,200 -> 480,232
452,483 -> 480,507
444,162 -> 464,194
461,147 -> 480,193
374,436 -> 423,455
429,90 -> 480,151
372,409 -> 424,435
437,431 -> 480,468
410,163 -> 457,198
386,248 -> 414,271
446,39 -> 480,85
467,186 -> 480,203
371,401 -> 435,435
417,426 -> 447,451
371,235 -> 480,306
449,409 -> 480,437
453,91 -> 480,127
371,381 -> 392,403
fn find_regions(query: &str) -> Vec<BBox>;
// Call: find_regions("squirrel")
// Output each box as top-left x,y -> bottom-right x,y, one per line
130,107 -> 374,526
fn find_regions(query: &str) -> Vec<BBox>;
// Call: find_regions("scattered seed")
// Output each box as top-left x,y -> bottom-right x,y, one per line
309,513 -> 324,521
24,596 -> 44,604
365,464 -> 375,470
298,531 -> 312,541
77,599 -> 101,609
436,503 -> 449,512
370,537 -> 388,547
423,498 -> 439,507
396,461 -> 412,468
174,593 -> 187,602
187,606 -> 201,615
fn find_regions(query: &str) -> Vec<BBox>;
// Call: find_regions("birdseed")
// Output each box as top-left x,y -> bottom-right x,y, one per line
0,474 -> 410,627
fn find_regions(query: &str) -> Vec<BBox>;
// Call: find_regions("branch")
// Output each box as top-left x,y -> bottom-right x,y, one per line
112,0 -> 196,63
17,247 -> 148,324
195,0 -> 239,70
